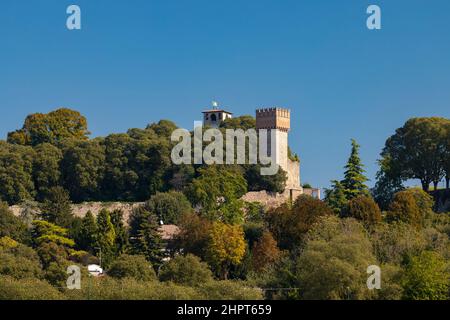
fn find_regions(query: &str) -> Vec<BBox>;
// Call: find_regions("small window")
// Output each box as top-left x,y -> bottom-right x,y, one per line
211,114 -> 217,122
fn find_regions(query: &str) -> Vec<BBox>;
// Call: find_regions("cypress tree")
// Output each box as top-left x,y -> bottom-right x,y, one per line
342,139 -> 369,199
95,209 -> 116,268
110,209 -> 129,255
77,211 -> 97,253
129,206 -> 163,267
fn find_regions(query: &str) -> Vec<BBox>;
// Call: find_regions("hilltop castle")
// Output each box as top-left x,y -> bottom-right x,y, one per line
203,104 -> 320,206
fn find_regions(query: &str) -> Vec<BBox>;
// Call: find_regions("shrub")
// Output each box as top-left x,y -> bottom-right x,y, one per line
402,251 -> 449,300
64,277 -> 201,300
370,222 -> 426,265
344,196 -> 382,227
296,216 -> 377,300
265,196 -> 334,250
0,276 -> 64,300
108,254 -> 156,281
159,254 -> 213,286
0,201 -> 28,243
0,252 -> 43,280
387,190 -> 424,228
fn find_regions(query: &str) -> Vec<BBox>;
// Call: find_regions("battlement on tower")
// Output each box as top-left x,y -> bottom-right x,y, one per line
256,107 -> 290,132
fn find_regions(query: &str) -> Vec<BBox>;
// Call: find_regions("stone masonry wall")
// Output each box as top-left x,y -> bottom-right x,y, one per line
10,202 -> 144,225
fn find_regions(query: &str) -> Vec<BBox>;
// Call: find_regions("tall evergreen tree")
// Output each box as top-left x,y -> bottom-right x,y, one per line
110,209 -> 129,255
129,206 -> 163,267
341,139 -> 369,199
95,209 -> 116,268
76,211 -> 97,253
324,180 -> 348,214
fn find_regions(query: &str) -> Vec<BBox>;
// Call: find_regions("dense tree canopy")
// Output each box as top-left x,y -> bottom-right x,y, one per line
7,108 -> 90,146
296,216 -> 377,300
0,203 -> 28,243
380,117 -> 450,191
266,195 -> 334,250
145,191 -> 193,225
186,166 -> 247,224
0,109 -> 448,300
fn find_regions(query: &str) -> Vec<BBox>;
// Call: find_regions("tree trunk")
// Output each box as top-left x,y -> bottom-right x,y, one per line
446,177 -> 449,190
422,180 -> 429,192
433,181 -> 438,191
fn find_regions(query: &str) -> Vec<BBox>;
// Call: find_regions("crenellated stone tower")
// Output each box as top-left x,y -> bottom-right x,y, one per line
256,108 -> 302,196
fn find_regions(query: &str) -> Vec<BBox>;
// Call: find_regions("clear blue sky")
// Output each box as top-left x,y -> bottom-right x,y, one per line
1,0 -> 450,190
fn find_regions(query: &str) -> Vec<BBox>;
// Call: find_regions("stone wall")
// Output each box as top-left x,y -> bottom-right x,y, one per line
286,158 -> 300,189
241,190 -> 293,209
10,202 -> 144,224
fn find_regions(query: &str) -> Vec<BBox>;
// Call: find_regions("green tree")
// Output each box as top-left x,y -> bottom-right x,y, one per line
7,108 -> 90,146
343,196 -> 382,228
220,115 -> 256,130
101,133 -> 139,201
372,156 -> 404,210
147,119 -> 178,138
60,139 -> 105,202
108,254 -> 156,281
324,180 -> 348,214
173,212 -> 212,259
0,240 -> 43,280
31,220 -> 75,248
370,222 -> 426,265
145,191 -> 193,225
342,139 -> 369,199
0,142 -> 35,204
381,117 -> 449,191
75,211 -> 97,253
186,166 -> 247,224
36,242 -> 68,269
265,195 -> 334,250
0,202 -> 28,243
406,188 -> 435,220
129,206 -> 163,267
402,251 -> 449,300
32,143 -> 62,201
110,209 -> 129,255
159,254 -> 213,286
40,186 -> 73,227
443,121 -> 450,189
245,165 -> 287,194
296,216 -> 377,300
387,190 -> 424,228
95,209 -> 116,268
